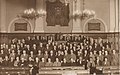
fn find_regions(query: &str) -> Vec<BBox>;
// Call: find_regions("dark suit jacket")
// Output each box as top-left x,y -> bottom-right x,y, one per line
8,60 -> 14,67
49,55 -> 55,62
103,61 -> 110,66
61,62 -> 68,66
32,66 -> 39,75
77,60 -> 84,66
3,60 -> 9,66
39,62 -> 46,67
20,61 -> 27,67
95,60 -> 102,66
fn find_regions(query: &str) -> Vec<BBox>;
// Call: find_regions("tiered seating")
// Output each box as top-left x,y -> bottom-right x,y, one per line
0,33 -> 119,74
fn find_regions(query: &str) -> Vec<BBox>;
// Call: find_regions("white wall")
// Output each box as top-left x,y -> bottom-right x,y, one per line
0,0 -> 6,32
0,1 -> 1,31
35,0 -> 44,33
0,0 -> 119,33
0,0 -> 36,33
118,0 -> 120,32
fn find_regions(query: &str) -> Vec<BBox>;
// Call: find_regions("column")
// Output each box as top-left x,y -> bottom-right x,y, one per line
0,1 -> 1,32
72,0 -> 82,33
109,0 -> 115,32
118,0 -> 120,68
115,0 -> 119,32
35,0 -> 44,32
0,0 -> 6,32
119,0 -> 120,31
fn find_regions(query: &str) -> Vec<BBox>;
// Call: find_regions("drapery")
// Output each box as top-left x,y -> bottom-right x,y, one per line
46,0 -> 69,26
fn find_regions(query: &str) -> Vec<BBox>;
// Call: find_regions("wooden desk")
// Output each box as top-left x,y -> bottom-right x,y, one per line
96,66 -> 120,74
0,67 -> 30,75
39,70 -> 89,75
0,66 -> 119,75
39,66 -> 89,75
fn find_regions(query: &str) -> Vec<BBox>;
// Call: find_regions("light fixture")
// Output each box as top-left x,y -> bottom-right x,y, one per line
17,8 -> 46,33
72,0 -> 96,20
20,8 -> 46,20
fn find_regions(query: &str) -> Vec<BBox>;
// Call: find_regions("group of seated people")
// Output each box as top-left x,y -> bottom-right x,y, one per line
0,34 -> 119,70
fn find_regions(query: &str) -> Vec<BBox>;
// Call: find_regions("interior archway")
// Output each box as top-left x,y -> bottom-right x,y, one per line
8,17 -> 33,33
83,18 -> 108,32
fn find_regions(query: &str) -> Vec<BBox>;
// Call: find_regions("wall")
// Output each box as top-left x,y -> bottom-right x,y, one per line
0,0 -> 7,32
119,0 -> 120,32
0,0 -> 119,33
5,0 -> 35,32
43,0 -> 111,33
83,0 -> 110,32
0,1 -> 1,31
8,18 -> 32,33
35,0 -> 74,33
84,18 -> 106,32
35,0 -> 45,33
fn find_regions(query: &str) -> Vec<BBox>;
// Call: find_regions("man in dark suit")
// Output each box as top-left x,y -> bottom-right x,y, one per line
44,44 -> 51,52
103,39 -> 111,49
31,44 -> 38,55
77,57 -> 84,66
8,57 -> 14,67
49,50 -> 55,62
103,57 -> 110,66
39,58 -> 46,67
32,65 -> 39,75
20,58 -> 27,67
53,58 -> 61,66
111,50 -> 118,66
61,58 -> 68,66
0,49 -> 5,59
70,58 -> 76,66
28,57 -> 34,68
37,42 -> 44,52
87,58 -> 96,74
0,57 -> 3,67
45,58 -> 53,67
26,36 -> 32,46
3,55 -> 9,67
95,56 -> 102,66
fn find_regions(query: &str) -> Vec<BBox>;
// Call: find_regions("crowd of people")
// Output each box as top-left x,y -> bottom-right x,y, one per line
0,34 -> 119,70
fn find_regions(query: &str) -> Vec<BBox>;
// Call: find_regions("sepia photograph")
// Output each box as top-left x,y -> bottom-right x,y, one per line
0,0 -> 120,75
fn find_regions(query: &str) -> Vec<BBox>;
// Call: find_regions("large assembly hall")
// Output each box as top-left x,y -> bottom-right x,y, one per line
0,0 -> 120,75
